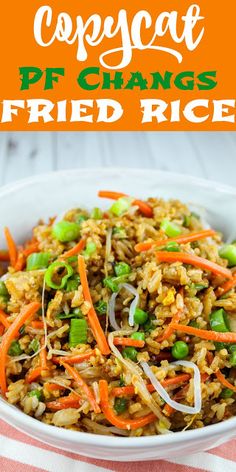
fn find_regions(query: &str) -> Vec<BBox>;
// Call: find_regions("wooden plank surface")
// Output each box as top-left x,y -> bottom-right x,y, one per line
0,132 -> 235,187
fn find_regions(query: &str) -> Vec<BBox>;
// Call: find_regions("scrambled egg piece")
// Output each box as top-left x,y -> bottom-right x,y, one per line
162,288 -> 176,306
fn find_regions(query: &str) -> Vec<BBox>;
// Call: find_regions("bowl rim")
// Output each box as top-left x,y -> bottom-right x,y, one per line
1,396 -> 236,448
0,167 -> 236,199
0,167 -> 236,448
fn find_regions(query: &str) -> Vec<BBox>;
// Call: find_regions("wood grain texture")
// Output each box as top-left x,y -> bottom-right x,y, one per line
0,132 -> 235,187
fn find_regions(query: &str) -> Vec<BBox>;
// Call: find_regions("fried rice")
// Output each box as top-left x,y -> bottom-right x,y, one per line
0,191 -> 236,437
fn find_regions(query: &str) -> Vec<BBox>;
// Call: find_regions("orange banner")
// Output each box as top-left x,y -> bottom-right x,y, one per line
0,1 -> 235,130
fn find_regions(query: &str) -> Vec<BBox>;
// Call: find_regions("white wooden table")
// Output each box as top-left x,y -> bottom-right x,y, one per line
0,132 -> 235,187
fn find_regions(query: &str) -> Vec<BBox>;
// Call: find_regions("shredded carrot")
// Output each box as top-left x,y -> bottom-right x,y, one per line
170,323 -> 236,343
61,361 -> 100,414
4,227 -> 18,267
0,302 -> 40,394
162,374 -> 191,388
99,191 -> 128,200
0,309 -> 10,329
39,338 -> 50,376
26,348 -> 50,384
59,239 -> 86,260
14,252 -> 26,272
216,274 -> 236,298
31,321 -> 44,330
44,383 -> 66,392
99,380 -> 156,430
40,347 -> 48,371
206,351 -> 214,365
78,255 -> 110,355
156,308 -> 183,343
163,403 -> 174,417
52,350 -> 96,366
98,190 -> 153,218
14,241 -> 40,272
201,373 -> 211,383
163,372 -> 209,417
132,200 -> 153,218
113,337 -> 145,348
0,250 -> 9,262
135,229 -> 216,253
156,251 -> 232,279
23,242 -> 39,258
111,373 -> 191,398
0,325 -> 4,336
46,393 -> 82,411
215,370 -> 236,393
26,366 -> 42,384
26,338 -> 49,384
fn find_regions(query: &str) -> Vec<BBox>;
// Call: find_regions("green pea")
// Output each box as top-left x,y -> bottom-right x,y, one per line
171,341 -> 189,359
134,308 -> 148,325
52,221 -> 80,243
131,332 -> 145,342
122,347 -> 138,361
114,397 -> 128,415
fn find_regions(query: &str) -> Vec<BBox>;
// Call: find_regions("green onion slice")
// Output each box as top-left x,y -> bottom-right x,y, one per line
8,340 -> 23,356
210,309 -> 230,333
26,253 -> 51,271
110,197 -> 132,217
160,219 -> 181,238
69,318 -> 88,347
52,221 -> 80,243
45,262 -> 74,290
219,245 -> 236,267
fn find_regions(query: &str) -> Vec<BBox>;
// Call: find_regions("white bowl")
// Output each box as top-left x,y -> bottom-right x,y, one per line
0,168 -> 236,461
